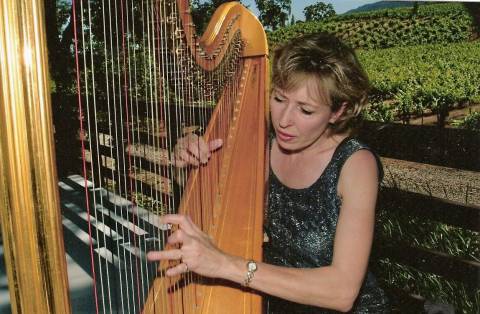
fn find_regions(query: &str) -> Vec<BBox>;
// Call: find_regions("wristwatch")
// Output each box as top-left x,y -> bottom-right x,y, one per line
244,260 -> 257,287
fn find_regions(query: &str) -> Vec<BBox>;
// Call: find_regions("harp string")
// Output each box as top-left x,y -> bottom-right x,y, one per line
109,0 -> 130,311
126,0 -> 143,306
155,0 -> 181,311
141,1 -> 154,310
156,1 -> 167,310
128,0 -> 156,308
99,0 -> 115,311
173,0 -> 190,310
74,0 -> 246,312
72,0 -> 101,312
120,0 -> 142,310
107,0 -> 129,311
184,4 -> 196,295
142,0 -> 164,311
188,1 -> 202,298
89,0 -> 112,311
110,0 -> 128,310
86,0 -> 109,311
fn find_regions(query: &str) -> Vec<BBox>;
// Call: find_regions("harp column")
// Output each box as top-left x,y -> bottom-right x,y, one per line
0,0 -> 71,313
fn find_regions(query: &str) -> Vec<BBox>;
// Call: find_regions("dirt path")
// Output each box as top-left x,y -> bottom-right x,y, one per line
409,104 -> 480,126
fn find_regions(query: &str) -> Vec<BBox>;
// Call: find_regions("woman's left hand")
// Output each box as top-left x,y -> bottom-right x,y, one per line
147,214 -> 230,278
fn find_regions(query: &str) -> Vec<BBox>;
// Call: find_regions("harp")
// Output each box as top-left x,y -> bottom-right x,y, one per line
0,0 -> 268,313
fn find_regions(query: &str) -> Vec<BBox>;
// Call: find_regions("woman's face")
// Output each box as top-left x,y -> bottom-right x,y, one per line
270,81 -> 341,152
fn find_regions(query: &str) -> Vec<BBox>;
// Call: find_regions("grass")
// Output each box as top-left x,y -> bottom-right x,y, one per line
373,178 -> 479,313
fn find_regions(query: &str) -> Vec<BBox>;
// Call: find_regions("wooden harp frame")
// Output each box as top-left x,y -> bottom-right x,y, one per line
0,0 -> 268,313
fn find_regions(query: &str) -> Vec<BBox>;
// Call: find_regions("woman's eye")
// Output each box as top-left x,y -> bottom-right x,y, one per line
301,108 -> 313,115
274,96 -> 284,102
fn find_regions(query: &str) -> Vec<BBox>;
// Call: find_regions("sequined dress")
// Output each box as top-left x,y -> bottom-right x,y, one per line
263,137 -> 390,313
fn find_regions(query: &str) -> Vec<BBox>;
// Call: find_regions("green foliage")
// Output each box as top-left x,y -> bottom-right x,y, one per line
377,261 -> 479,313
362,100 -> 396,123
56,0 -> 71,31
451,111 -> 480,131
268,3 -> 474,49
358,42 -> 480,125
375,208 -> 479,313
191,0 -> 240,34
303,2 -> 335,22
255,0 -> 291,30
132,192 -> 168,214
329,2 -> 470,22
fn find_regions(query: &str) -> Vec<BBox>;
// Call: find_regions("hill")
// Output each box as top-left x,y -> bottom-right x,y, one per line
268,2 -> 476,50
346,0 -> 415,14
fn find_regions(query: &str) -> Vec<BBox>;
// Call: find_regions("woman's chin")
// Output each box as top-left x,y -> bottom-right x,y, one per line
276,138 -> 303,153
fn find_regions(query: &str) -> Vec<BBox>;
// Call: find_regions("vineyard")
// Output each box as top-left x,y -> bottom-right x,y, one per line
268,3 -> 475,50
359,41 -> 480,125
268,2 -> 480,129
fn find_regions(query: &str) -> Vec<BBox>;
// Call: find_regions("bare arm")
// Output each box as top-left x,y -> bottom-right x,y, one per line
222,149 -> 379,311
148,149 -> 379,312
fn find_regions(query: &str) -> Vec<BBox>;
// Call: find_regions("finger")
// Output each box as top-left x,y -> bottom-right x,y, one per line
178,133 -> 198,146
146,249 -> 182,262
208,139 -> 223,152
179,150 -> 200,166
160,214 -> 197,234
187,137 -> 209,164
198,138 -> 211,164
172,145 -> 189,167
165,263 -> 189,277
186,144 -> 202,163
167,229 -> 186,245
174,135 -> 201,166
172,154 -> 187,168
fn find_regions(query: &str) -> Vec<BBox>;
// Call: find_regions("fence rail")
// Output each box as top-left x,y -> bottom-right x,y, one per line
361,121 -> 479,312
359,121 -> 480,171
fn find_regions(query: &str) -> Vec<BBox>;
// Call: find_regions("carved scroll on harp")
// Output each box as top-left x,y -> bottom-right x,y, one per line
64,0 -> 269,313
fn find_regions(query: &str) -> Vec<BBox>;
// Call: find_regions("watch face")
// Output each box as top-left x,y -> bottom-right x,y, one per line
247,261 -> 257,272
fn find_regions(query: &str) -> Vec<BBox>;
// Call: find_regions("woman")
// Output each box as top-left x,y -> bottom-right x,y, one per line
147,32 -> 390,313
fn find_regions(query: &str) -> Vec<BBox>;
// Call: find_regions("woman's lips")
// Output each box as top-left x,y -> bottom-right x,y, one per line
276,130 -> 295,142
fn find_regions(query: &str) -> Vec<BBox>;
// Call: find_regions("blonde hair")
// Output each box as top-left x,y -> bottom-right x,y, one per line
272,32 -> 370,134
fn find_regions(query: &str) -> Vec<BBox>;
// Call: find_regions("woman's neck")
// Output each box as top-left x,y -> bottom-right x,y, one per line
278,131 -> 347,160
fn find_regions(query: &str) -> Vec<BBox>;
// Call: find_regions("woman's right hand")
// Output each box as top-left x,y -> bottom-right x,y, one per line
146,214 -> 232,278
172,133 -> 223,168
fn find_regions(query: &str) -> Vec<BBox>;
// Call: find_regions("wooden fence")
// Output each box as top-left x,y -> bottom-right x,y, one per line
360,121 -> 480,313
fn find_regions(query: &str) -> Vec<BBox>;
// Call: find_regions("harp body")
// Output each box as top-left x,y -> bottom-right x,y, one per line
0,0 -> 268,313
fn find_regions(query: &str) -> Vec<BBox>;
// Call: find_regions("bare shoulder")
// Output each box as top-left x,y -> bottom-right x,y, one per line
338,149 -> 379,194
344,149 -> 378,176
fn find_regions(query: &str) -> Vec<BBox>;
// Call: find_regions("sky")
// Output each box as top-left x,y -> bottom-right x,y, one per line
241,0 -> 380,20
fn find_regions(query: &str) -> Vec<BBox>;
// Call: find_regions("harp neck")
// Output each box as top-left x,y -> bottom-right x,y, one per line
177,1 -> 268,71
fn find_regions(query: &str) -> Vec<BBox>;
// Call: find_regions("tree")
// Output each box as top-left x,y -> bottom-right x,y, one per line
303,2 -> 335,22
255,0 -> 291,30
44,0 -> 76,94
43,0 -> 80,175
289,14 -> 296,26
191,0 -> 242,34
411,2 -> 419,18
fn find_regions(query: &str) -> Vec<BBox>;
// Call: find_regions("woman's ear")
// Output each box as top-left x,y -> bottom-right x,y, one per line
329,102 -> 347,124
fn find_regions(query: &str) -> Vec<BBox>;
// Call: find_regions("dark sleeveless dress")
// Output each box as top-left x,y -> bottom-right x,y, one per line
263,137 -> 390,313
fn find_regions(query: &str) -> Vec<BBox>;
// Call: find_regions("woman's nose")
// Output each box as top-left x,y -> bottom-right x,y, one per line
278,106 -> 293,128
